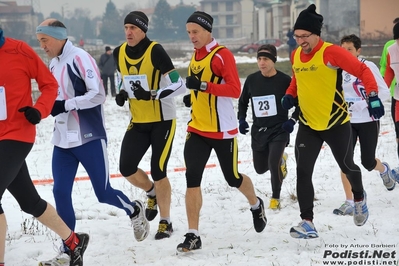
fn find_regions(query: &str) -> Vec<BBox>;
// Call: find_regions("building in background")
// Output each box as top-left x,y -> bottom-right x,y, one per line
0,1 -> 37,43
252,0 -> 397,45
317,0 -> 359,43
360,0 -> 398,41
199,0 -> 254,41
1,0 -> 397,48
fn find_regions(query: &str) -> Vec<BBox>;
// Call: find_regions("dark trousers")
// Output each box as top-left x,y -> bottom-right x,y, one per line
295,122 -> 363,221
0,140 -> 47,217
102,74 -> 116,96
252,140 -> 287,199
53,139 -> 136,230
391,97 -> 399,160
351,121 -> 379,171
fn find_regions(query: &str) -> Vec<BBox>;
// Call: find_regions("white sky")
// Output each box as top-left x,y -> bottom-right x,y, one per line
2,55 -> 399,265
27,0 -> 198,18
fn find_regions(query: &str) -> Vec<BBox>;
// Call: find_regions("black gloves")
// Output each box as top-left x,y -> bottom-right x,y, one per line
186,76 -> 202,91
238,119 -> 249,135
18,106 -> 41,125
183,94 -> 191,107
51,100 -> 66,117
367,95 -> 385,119
115,90 -> 129,106
281,95 -> 295,110
282,118 -> 296,133
133,82 -> 151,101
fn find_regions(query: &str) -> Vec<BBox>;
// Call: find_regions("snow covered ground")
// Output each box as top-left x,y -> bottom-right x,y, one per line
3,57 -> 399,265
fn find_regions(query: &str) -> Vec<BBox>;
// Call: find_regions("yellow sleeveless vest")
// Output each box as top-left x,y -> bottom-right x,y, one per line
293,42 -> 349,130
188,46 -> 229,132
118,42 -> 163,123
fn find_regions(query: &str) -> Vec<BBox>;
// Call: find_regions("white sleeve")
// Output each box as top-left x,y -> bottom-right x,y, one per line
116,71 -> 124,92
65,53 -> 105,111
155,70 -> 186,100
365,60 -> 390,102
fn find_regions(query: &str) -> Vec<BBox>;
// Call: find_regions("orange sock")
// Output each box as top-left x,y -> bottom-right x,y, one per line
64,232 -> 80,251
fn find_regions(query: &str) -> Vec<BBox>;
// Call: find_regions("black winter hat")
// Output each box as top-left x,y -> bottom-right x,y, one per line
394,22 -> 399,40
186,11 -> 213,32
257,44 -> 277,63
293,4 -> 323,36
124,11 -> 149,33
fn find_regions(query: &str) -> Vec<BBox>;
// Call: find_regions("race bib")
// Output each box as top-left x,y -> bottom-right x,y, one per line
66,130 -> 79,143
252,95 -> 277,118
123,75 -> 150,99
345,96 -> 362,119
0,86 -> 7,120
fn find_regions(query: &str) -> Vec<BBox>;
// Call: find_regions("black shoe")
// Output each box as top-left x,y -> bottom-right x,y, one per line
176,233 -> 202,252
251,197 -> 267,233
145,195 -> 158,221
69,233 -> 89,266
155,220 -> 173,240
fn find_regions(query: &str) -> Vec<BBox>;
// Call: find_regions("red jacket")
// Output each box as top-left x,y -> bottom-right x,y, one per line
0,38 -> 57,143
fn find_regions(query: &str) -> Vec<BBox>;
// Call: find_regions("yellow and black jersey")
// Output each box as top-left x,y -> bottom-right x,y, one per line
293,42 -> 349,130
117,41 -> 176,123
188,46 -> 238,137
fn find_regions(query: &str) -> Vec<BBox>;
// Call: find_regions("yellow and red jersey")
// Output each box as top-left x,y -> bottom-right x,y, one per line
187,39 -> 241,139
286,39 -> 377,130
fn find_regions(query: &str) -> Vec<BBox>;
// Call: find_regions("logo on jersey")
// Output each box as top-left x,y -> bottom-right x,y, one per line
343,73 -> 351,83
86,69 -> 94,78
128,65 -> 139,75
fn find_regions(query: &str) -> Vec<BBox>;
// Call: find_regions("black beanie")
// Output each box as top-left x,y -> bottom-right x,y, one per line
257,44 -> 277,63
293,4 -> 323,36
124,11 -> 149,33
394,22 -> 399,40
186,11 -> 213,32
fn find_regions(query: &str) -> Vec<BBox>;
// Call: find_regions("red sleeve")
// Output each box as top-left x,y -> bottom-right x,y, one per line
285,53 -> 298,97
205,48 -> 241,98
324,45 -> 378,95
384,54 -> 395,86
23,42 -> 58,118
286,75 -> 298,97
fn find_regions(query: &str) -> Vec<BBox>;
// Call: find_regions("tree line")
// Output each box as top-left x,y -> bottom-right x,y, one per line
4,0 -> 196,46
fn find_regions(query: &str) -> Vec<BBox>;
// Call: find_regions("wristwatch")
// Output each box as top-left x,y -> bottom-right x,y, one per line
200,82 -> 208,91
150,90 -> 157,100
368,91 -> 377,97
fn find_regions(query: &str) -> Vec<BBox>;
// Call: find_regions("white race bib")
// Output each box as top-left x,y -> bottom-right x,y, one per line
0,86 -> 7,120
345,96 -> 362,119
66,130 -> 79,143
122,75 -> 150,99
252,95 -> 277,118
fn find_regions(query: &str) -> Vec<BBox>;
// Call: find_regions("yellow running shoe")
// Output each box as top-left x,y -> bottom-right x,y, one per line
269,198 -> 281,210
281,152 -> 288,179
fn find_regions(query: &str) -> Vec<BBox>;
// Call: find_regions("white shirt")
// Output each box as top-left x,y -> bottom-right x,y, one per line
387,42 -> 399,100
342,57 -> 390,123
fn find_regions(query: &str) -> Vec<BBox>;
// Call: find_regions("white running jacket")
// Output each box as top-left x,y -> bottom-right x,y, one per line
50,40 -> 107,148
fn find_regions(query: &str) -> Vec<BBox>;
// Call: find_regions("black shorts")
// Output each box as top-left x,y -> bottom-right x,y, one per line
119,119 -> 176,181
184,132 -> 244,188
